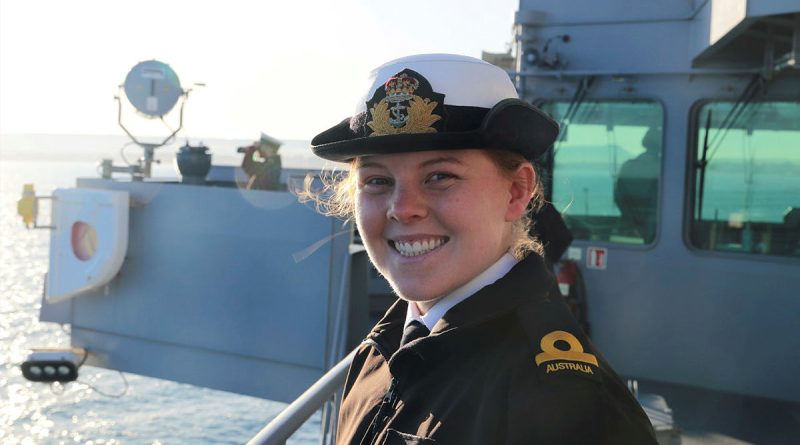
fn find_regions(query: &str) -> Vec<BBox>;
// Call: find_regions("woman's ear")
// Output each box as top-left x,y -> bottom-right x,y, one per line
505,163 -> 536,222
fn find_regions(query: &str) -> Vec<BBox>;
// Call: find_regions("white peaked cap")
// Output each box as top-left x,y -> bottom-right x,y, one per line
353,54 -> 519,114
311,53 -> 559,162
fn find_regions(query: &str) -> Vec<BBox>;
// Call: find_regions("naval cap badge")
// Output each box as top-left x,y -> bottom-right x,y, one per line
365,69 -> 446,136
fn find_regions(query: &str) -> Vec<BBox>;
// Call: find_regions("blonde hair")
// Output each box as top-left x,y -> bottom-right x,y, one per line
297,150 -> 545,259
484,150 -> 545,259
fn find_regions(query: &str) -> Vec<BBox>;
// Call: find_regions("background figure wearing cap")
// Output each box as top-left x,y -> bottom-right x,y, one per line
614,127 -> 661,243
304,54 -> 657,444
241,133 -> 282,190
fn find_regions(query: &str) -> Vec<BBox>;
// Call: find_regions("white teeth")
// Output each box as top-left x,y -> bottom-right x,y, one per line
394,238 -> 445,257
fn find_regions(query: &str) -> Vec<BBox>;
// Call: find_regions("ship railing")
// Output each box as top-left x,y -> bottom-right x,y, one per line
246,349 -> 356,445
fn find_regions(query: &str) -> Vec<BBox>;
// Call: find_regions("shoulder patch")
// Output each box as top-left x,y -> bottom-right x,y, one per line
534,330 -> 601,381
535,330 -> 598,366
515,297 -> 602,382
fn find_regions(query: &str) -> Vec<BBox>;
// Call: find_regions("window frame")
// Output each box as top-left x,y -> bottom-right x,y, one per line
537,97 -> 666,249
683,98 -> 800,263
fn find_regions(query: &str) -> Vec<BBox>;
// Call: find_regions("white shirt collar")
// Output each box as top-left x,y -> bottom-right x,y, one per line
403,252 -> 519,332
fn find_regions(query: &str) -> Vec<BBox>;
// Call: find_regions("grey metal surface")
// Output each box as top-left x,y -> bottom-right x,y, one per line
41,177 -> 354,402
517,1 -> 800,404
639,377 -> 799,444
515,0 -> 799,77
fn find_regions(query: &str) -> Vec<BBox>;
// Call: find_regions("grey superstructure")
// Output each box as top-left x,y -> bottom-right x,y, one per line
511,0 -> 799,442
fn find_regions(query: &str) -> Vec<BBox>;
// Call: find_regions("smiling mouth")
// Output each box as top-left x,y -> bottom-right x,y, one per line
390,237 -> 449,257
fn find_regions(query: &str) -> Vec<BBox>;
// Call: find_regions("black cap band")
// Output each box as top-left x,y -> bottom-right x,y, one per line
312,99 -> 559,162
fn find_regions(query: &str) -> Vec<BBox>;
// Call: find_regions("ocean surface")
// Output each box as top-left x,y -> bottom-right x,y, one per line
1,159 -> 320,445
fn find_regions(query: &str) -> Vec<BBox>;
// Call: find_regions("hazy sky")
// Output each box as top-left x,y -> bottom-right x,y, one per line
0,0 -> 519,140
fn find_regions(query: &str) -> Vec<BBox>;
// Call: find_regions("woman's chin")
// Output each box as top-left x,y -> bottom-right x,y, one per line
390,284 -> 444,307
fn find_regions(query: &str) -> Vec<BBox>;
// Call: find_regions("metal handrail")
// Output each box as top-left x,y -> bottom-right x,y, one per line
246,349 -> 356,445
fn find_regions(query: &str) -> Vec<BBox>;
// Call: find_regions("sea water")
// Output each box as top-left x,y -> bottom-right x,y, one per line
0,160 -> 319,445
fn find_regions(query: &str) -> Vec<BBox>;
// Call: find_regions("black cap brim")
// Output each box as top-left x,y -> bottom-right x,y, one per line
311,99 -> 559,162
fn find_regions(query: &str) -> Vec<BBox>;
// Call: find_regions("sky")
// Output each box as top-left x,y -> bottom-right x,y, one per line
0,0 -> 519,141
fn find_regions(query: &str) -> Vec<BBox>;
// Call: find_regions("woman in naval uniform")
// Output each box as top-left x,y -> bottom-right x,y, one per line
306,54 -> 657,445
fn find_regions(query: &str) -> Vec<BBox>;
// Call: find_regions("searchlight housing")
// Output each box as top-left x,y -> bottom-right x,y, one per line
106,60 -> 200,180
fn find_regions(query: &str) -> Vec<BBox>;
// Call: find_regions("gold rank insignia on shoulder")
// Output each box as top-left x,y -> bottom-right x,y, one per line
365,69 -> 445,136
535,330 -> 599,376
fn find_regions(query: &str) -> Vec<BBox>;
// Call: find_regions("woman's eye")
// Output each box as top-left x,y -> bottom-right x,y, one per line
367,177 -> 390,186
360,176 -> 392,192
427,172 -> 457,184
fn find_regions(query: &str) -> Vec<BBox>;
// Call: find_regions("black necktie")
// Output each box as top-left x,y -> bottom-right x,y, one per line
400,320 -> 430,347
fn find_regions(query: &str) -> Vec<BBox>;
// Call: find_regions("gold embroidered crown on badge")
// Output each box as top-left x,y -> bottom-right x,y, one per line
366,70 -> 443,136
535,330 -> 599,375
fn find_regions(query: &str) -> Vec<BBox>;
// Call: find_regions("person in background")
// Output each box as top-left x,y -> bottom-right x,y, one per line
614,127 -> 661,243
304,54 -> 657,445
242,132 -> 282,190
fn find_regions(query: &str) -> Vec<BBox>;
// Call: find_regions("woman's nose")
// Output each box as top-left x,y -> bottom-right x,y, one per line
387,185 -> 428,223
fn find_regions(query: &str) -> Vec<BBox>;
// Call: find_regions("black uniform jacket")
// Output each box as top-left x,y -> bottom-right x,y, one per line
336,253 -> 657,445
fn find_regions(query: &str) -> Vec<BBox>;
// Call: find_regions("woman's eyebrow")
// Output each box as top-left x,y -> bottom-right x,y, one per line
356,160 -> 387,170
356,156 -> 463,170
419,156 -> 464,168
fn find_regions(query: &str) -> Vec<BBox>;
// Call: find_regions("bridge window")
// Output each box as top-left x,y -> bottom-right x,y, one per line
690,101 -> 800,258
542,101 -> 664,245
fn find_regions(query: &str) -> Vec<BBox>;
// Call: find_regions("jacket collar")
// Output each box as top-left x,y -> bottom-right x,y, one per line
365,253 -> 554,364
431,252 -> 553,334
